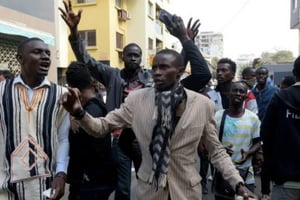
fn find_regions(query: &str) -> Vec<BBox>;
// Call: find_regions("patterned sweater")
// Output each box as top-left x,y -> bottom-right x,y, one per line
0,78 -> 69,200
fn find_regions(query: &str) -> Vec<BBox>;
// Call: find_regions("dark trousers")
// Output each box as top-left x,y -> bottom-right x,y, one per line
199,153 -> 214,186
68,183 -> 114,200
261,163 -> 271,195
113,138 -> 142,200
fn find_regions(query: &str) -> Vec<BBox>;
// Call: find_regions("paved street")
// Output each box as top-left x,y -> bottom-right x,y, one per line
62,173 -> 261,200
107,156 -> 263,200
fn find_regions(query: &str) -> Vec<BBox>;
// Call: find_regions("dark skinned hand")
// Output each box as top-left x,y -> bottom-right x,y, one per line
186,17 -> 201,42
236,184 -> 258,200
59,87 -> 83,115
59,0 -> 82,38
164,15 -> 190,43
50,172 -> 66,200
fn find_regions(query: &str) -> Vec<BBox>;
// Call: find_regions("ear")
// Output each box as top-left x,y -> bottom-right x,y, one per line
231,71 -> 235,78
176,66 -> 185,79
16,54 -> 22,64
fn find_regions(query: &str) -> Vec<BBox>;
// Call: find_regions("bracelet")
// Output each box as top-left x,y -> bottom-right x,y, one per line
54,172 -> 67,182
72,109 -> 86,120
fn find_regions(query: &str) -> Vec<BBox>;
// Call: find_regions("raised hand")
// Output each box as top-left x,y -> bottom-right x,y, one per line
165,15 -> 190,43
187,17 -> 201,42
59,0 -> 82,36
59,87 -> 83,115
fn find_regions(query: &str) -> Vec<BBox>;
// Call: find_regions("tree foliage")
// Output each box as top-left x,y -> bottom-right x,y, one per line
261,50 -> 294,64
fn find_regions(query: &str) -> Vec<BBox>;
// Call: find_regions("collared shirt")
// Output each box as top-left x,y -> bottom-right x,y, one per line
13,75 -> 70,173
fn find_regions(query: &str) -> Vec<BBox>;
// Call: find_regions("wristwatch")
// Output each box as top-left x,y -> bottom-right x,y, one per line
72,109 -> 86,120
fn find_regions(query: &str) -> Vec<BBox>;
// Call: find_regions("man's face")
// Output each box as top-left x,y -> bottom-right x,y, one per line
216,63 -> 234,84
243,69 -> 256,88
123,45 -> 142,71
17,40 -> 51,79
256,68 -> 268,85
230,82 -> 247,105
152,53 -> 183,91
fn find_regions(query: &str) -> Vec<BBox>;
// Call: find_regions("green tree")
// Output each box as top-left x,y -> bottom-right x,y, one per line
261,50 -> 294,64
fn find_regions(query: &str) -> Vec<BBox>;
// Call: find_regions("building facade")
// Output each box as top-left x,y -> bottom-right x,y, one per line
0,0 -> 60,81
67,0 -> 173,71
196,31 -> 224,59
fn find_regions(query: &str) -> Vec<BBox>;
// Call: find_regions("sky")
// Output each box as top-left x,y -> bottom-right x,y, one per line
170,0 -> 298,60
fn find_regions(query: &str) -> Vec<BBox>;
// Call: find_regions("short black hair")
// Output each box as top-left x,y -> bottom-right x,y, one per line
218,58 -> 236,75
256,66 -> 269,74
293,56 -> 300,77
281,75 -> 296,87
231,80 -> 248,91
66,61 -> 93,90
0,70 -> 14,79
123,43 -> 142,55
17,37 -> 44,54
242,67 -> 255,78
155,49 -> 184,68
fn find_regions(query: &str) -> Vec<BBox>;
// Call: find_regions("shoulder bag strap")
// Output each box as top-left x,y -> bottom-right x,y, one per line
219,109 -> 227,142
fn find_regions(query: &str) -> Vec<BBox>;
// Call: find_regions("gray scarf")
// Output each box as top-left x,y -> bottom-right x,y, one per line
149,84 -> 185,189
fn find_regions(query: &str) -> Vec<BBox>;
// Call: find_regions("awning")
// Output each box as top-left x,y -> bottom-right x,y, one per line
0,20 -> 55,45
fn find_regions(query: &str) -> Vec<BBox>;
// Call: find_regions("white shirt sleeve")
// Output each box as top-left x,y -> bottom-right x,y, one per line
55,113 -> 70,174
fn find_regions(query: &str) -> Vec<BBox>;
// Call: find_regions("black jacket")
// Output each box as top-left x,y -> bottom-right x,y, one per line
67,98 -> 117,186
261,83 -> 300,184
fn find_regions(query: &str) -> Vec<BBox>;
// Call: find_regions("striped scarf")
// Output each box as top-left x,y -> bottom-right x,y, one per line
149,84 -> 184,189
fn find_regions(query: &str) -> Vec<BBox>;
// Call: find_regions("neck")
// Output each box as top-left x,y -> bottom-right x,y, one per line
21,74 -> 44,88
228,104 -> 244,117
218,81 -> 232,94
256,83 -> 266,91
123,67 -> 140,80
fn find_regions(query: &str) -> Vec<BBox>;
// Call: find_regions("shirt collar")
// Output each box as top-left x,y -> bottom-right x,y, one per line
294,81 -> 300,86
13,75 -> 51,89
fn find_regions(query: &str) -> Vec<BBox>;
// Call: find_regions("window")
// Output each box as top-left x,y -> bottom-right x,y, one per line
148,38 -> 153,50
156,39 -> 163,51
292,0 -> 298,9
79,30 -> 96,47
148,1 -> 154,18
76,0 -> 95,3
116,32 -> 124,50
115,0 -> 122,8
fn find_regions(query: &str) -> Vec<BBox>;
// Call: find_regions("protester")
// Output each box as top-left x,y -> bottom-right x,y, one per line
0,37 -> 69,200
207,58 -> 236,111
214,81 -> 261,200
252,66 -> 279,200
0,69 -> 14,81
261,56 -> 300,200
280,75 -> 296,89
60,46 -> 256,200
241,67 -> 258,114
59,1 -> 211,199
65,62 -> 117,200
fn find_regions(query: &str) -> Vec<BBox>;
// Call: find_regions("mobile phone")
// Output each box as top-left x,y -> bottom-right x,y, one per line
159,9 -> 174,26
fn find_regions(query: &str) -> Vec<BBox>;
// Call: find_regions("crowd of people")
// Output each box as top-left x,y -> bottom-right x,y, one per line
0,0 -> 300,200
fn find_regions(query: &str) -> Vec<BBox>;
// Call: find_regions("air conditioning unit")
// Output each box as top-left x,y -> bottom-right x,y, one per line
118,9 -> 129,21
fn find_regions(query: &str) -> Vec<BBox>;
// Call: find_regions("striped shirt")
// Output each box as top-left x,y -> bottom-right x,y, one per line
215,109 -> 260,184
